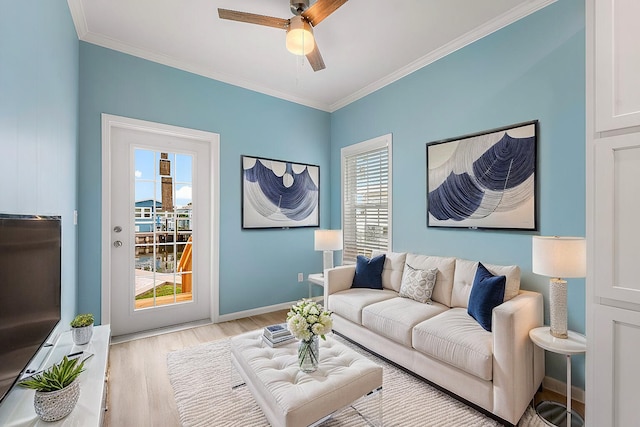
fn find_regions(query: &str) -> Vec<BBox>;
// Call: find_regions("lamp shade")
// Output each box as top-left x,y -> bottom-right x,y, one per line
314,230 -> 343,251
532,236 -> 586,278
286,16 -> 315,55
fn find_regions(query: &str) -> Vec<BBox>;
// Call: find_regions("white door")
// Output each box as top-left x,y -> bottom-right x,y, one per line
587,0 -> 640,424
102,114 -> 219,337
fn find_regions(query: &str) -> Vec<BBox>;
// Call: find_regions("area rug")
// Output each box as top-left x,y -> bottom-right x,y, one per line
167,336 -> 546,427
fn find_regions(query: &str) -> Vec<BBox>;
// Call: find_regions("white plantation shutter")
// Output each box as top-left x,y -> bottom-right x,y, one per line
341,134 -> 392,264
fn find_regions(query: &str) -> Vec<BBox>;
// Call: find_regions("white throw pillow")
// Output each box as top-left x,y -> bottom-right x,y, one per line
399,265 -> 438,304
452,259 -> 521,308
371,250 -> 407,292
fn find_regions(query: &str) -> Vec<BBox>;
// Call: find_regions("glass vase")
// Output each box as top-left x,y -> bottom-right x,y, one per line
298,335 -> 319,373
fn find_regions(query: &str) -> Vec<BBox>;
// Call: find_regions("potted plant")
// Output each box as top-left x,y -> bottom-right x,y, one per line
70,313 -> 94,345
19,356 -> 86,422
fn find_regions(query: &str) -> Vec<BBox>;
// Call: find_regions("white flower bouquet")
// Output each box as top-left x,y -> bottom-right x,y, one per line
286,299 -> 333,372
286,299 -> 333,341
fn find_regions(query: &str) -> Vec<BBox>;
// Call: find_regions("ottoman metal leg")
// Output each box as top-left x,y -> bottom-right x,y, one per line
353,386 -> 383,427
230,358 -> 245,390
310,386 -> 383,427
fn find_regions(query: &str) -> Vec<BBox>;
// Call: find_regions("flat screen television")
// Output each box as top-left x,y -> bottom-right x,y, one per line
0,214 -> 62,404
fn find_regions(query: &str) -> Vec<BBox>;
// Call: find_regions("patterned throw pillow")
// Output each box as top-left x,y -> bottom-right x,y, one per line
399,264 -> 438,304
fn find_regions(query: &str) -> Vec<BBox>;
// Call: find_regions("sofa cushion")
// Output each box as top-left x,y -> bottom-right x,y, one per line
451,259 -> 521,308
412,308 -> 493,381
467,263 -> 506,331
371,250 -> 407,292
352,254 -> 386,289
328,289 -> 397,325
399,266 -> 438,304
362,297 -> 448,346
404,254 -> 456,307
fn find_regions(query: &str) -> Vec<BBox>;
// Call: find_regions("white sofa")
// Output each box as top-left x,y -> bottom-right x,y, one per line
324,252 -> 544,426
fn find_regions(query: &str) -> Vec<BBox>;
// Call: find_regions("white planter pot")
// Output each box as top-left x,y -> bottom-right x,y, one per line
34,379 -> 80,422
72,324 -> 94,345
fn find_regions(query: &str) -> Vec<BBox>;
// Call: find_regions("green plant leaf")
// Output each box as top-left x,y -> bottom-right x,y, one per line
18,356 -> 86,392
70,313 -> 94,328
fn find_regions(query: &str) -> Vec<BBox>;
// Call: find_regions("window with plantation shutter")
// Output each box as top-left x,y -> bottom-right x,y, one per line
341,134 -> 392,264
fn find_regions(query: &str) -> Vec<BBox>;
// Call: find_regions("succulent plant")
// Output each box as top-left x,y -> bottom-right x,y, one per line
70,313 -> 94,328
19,356 -> 86,392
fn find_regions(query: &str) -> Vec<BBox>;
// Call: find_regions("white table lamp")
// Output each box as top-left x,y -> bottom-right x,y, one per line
532,236 -> 586,339
314,230 -> 343,275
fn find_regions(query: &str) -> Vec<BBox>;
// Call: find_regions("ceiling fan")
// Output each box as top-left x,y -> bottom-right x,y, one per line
218,0 -> 348,72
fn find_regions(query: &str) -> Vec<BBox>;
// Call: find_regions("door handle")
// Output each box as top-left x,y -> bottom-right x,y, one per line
113,240 -> 123,248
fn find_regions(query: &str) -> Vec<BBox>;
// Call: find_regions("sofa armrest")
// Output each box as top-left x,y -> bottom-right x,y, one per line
323,265 -> 355,307
491,290 -> 544,424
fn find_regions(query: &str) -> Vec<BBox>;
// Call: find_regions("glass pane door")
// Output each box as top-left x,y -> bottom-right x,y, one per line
134,149 -> 193,310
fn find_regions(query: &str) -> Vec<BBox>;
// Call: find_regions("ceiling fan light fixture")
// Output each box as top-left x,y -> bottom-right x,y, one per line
286,16 -> 315,56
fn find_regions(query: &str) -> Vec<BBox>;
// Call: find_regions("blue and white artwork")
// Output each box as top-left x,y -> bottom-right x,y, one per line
242,156 -> 319,229
427,121 -> 537,230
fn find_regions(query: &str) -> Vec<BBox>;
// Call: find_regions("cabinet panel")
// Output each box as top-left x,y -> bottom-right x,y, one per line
592,305 -> 640,427
0,325 -> 110,426
594,133 -> 640,303
595,0 -> 640,131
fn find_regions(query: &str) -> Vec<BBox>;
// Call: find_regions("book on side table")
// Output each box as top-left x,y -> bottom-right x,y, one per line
262,323 -> 295,347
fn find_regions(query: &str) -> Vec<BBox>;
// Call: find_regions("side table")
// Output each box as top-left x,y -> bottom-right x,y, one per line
529,326 -> 586,427
307,273 -> 325,299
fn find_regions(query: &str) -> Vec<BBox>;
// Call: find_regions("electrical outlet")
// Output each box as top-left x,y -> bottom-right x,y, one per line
298,272 -> 304,282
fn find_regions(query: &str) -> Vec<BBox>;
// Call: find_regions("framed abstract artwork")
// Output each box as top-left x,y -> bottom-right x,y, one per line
241,155 -> 320,229
426,120 -> 538,230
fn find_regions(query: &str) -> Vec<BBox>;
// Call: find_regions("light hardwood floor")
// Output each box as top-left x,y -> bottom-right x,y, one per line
104,310 -> 584,426
104,310 -> 288,427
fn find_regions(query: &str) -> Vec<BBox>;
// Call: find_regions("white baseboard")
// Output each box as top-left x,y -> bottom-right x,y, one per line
542,376 -> 585,404
111,318 -> 213,344
217,296 -> 323,323
110,298 -> 323,344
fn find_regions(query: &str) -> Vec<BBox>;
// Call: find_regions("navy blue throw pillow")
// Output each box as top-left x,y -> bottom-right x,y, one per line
467,262 -> 506,332
351,254 -> 386,289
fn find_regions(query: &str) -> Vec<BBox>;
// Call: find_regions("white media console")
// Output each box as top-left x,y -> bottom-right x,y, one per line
0,325 -> 110,426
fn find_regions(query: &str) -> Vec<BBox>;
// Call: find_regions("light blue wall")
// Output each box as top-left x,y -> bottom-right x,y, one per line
1,0 -> 586,392
77,43 -> 331,318
0,1 -> 79,326
330,0 -> 586,389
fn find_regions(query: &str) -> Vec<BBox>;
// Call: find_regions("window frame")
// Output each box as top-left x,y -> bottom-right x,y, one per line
340,134 -> 393,264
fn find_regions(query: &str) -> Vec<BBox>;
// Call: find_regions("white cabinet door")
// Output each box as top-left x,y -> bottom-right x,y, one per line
588,0 -> 640,424
593,133 -> 640,304
595,0 -> 640,131
591,305 -> 640,427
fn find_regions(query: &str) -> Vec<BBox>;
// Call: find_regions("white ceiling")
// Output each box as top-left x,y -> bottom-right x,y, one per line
67,0 -> 555,112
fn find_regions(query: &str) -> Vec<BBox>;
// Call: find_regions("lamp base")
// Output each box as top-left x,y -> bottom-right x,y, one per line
549,278 -> 568,339
322,250 -> 334,274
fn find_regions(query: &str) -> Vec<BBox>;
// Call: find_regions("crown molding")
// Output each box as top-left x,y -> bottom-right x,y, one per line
67,0 -> 88,39
68,0 -> 556,113
328,0 -> 557,112
77,30 -> 331,111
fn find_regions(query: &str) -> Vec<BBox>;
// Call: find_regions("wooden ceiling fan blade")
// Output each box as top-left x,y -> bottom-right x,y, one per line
218,9 -> 289,29
306,44 -> 326,72
302,0 -> 348,27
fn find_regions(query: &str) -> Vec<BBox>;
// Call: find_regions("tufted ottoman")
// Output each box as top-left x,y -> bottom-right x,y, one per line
230,330 -> 383,427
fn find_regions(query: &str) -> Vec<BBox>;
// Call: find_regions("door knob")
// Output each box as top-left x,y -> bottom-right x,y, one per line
113,226 -> 122,233
113,240 -> 123,248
